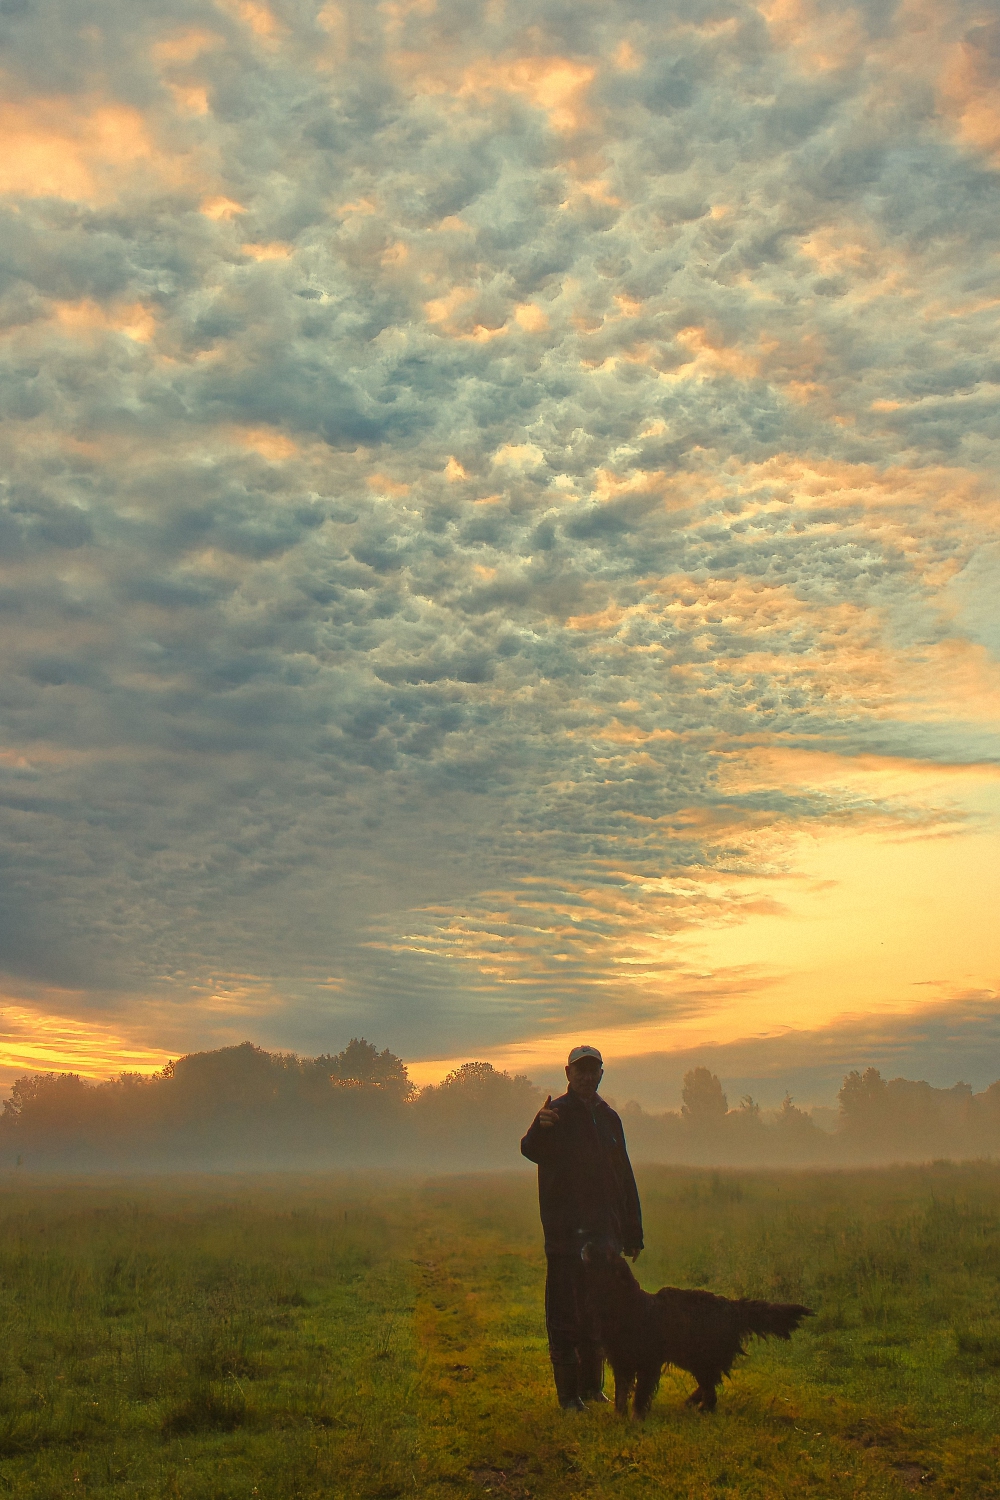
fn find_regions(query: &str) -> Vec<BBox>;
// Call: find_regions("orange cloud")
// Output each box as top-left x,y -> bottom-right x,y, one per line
755,0 -> 864,74
394,50 -> 597,135
217,0 -> 282,41
700,456 -> 992,589
592,467 -> 666,501
669,326 -> 761,382
201,195 -> 246,220
514,302 -> 549,332
938,24 -> 1000,164
367,471 -> 411,496
424,285 -> 509,341
612,39 -> 643,72
169,83 -> 211,116
49,299 -> 157,343
229,426 -> 300,460
241,241 -> 293,260
0,1000 -> 173,1087
458,56 -> 597,133
0,97 -> 152,201
719,744 -> 1000,801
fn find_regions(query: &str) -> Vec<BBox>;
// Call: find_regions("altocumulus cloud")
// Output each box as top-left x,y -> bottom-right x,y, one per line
0,0 -> 998,1070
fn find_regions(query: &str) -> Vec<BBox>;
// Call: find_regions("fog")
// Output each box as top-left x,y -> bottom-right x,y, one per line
3,1040 -> 999,1175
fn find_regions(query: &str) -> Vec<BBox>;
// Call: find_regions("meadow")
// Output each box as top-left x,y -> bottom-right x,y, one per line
0,1163 -> 998,1500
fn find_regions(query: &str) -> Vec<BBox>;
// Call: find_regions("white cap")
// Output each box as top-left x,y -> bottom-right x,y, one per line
567,1045 -> 603,1066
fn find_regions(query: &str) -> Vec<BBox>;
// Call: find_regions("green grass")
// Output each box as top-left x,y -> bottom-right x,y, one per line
0,1164 -> 998,1498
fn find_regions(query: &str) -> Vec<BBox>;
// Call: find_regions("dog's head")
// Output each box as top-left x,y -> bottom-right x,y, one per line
580,1239 -> 639,1291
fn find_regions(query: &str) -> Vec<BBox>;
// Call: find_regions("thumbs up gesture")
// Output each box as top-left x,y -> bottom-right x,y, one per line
537,1095 -> 558,1129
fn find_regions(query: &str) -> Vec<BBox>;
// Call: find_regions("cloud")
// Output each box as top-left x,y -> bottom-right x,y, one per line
0,991 -> 173,1092
0,0 -> 997,1075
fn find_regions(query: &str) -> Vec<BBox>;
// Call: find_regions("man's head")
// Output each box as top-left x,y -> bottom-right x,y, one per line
565,1045 -> 603,1102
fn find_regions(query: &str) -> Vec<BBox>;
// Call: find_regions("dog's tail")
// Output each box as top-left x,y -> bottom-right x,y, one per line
736,1300 -> 813,1341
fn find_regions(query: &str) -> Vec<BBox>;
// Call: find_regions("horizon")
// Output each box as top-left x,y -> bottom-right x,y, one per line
0,1025 -> 992,1118
1,0 -> 998,1099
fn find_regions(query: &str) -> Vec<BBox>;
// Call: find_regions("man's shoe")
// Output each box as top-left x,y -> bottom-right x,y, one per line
552,1359 -> 586,1411
578,1347 -> 609,1403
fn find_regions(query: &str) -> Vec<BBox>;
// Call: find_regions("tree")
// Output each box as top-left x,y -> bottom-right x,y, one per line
838,1067 -> 887,1130
317,1039 -> 413,1098
1,1073 -> 94,1131
167,1042 -> 300,1114
437,1061 -> 515,1094
413,1061 -> 542,1167
419,1060 -> 539,1110
681,1068 -> 728,1127
772,1094 -> 823,1147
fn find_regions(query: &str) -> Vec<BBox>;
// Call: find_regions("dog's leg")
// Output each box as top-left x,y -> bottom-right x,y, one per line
684,1370 -> 719,1412
699,1378 -> 719,1412
610,1361 -> 634,1416
632,1363 -> 661,1419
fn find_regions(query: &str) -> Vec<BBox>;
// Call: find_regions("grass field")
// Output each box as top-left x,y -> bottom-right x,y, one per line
0,1163 -> 998,1499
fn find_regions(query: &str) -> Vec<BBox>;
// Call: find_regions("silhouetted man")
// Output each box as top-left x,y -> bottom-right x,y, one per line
520,1045 -> 643,1410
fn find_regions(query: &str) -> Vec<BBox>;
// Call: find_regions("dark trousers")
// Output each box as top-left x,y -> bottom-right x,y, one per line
544,1253 -> 601,1364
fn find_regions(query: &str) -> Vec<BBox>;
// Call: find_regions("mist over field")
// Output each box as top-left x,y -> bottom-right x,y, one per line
3,1038 -> 999,1173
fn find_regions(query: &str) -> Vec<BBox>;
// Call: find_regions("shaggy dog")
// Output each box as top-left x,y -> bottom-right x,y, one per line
582,1247 -> 813,1417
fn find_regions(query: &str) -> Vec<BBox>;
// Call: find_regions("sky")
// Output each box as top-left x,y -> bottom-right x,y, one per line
0,0 -> 998,1107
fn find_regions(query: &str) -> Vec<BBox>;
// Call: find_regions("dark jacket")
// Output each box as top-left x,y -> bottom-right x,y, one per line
520,1089 -> 643,1257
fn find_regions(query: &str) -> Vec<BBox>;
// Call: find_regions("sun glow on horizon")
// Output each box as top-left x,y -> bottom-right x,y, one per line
0,1002 -> 174,1092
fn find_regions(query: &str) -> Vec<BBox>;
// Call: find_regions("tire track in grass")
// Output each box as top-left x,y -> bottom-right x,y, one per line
410,1252 -> 565,1500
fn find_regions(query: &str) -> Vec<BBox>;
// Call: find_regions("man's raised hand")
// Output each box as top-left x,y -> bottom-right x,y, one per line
537,1095 -> 558,1128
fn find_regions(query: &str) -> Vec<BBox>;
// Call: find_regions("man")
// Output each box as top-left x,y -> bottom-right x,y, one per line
520,1045 -> 644,1411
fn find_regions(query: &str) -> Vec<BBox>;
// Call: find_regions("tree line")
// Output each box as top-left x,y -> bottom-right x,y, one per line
1,1039 -> 998,1170
619,1065 -> 1000,1167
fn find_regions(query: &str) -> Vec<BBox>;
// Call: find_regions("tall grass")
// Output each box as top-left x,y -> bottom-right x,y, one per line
0,1165 -> 996,1497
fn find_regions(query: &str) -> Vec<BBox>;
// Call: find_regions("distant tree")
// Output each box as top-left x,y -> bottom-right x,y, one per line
978,1080 -> 1000,1126
413,1061 -> 543,1166
837,1068 -> 982,1159
316,1039 -> 413,1097
838,1067 -> 887,1129
419,1061 -> 540,1113
772,1094 -> 823,1146
928,1080 -> 973,1130
1,1073 -> 94,1130
681,1068 -> 728,1127
617,1101 -> 685,1162
436,1061 -> 519,1095
775,1093 -> 809,1125
167,1042 -> 301,1115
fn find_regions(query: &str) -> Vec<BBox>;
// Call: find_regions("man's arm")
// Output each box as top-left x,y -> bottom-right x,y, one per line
614,1113 -> 644,1259
521,1095 -> 559,1163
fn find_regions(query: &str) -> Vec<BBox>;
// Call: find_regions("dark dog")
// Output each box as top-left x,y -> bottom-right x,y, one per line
583,1248 -> 812,1417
